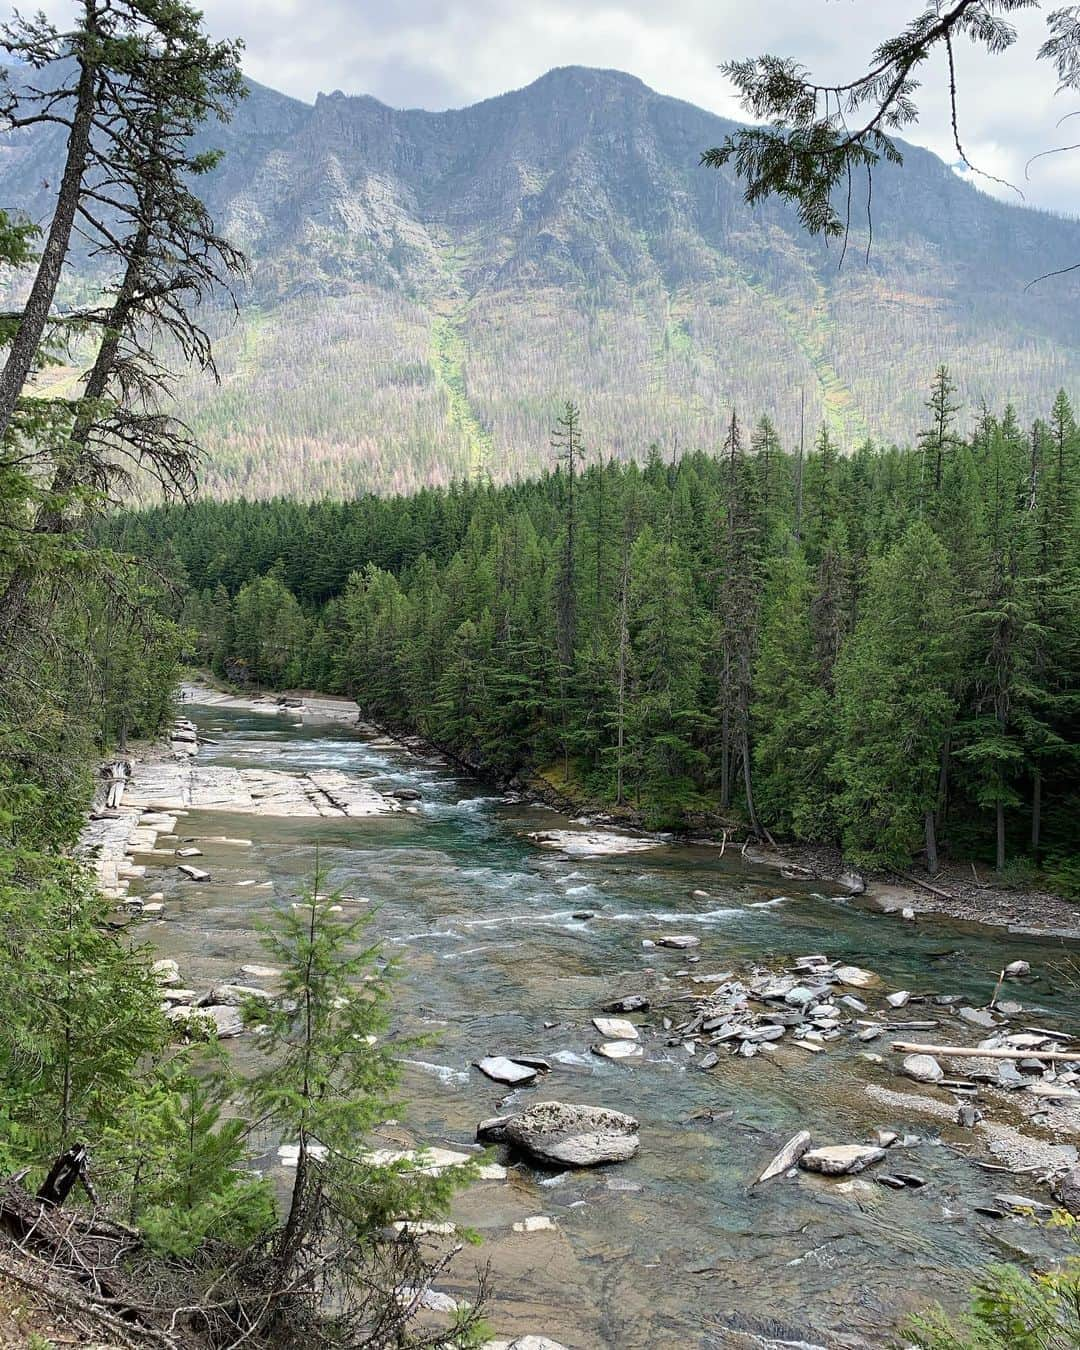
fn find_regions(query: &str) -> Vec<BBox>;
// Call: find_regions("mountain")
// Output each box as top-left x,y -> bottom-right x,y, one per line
2,64 -> 1080,498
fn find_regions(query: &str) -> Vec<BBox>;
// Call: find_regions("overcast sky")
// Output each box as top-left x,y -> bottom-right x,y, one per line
34,1 -> 1080,215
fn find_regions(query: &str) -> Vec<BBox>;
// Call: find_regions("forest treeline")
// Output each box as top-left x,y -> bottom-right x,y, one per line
117,372 -> 1080,885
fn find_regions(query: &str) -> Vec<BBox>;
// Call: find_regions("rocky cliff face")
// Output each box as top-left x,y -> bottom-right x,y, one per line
2,65 -> 1079,497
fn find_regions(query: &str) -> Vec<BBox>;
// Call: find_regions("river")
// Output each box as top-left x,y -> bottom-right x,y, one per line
143,699 -> 1080,1349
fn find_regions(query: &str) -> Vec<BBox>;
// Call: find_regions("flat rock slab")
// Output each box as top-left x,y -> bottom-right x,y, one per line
365,1146 -> 506,1182
756,1129 -> 813,1183
655,934 -> 700,949
800,1145 -> 886,1176
591,1017 -> 639,1040
592,1041 -> 643,1060
501,1100 -> 640,1167
475,1056 -> 539,1085
167,1004 -> 244,1039
834,965 -> 880,988
528,829 -> 664,856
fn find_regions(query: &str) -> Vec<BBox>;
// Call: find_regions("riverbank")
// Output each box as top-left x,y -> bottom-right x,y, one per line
179,677 -> 1080,942
79,699 -> 402,905
102,694 -> 1080,1348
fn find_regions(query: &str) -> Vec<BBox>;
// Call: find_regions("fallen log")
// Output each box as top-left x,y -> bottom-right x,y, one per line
897,870 -> 954,901
892,1040 -> 1080,1062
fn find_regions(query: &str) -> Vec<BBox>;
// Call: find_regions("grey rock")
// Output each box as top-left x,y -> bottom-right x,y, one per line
1004,960 -> 1031,978
837,870 -> 866,895
799,1145 -> 887,1176
886,991 -> 911,1009
956,1104 -> 982,1127
995,1193 -> 1056,1217
784,986 -> 816,1007
502,1100 -> 640,1167
168,1004 -> 243,1039
744,1025 -> 786,1042
655,934 -> 700,949
958,1007 -> 997,1029
756,1129 -> 812,1182
903,1053 -> 945,1084
877,1174 -> 907,1189
833,965 -> 879,988
475,1056 -> 538,1086
203,983 -> 275,1007
476,1114 -> 513,1143
391,788 -> 422,801
1052,1165 -> 1080,1216
996,1061 -> 1026,1090
698,1051 -> 719,1070
604,994 -> 649,1013
177,863 -> 210,881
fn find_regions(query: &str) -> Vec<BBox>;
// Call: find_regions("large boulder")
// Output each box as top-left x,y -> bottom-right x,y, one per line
501,1101 -> 640,1167
1053,1165 -> 1080,1216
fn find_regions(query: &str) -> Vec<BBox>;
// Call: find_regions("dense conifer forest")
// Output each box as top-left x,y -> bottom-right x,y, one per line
119,372 -> 1080,883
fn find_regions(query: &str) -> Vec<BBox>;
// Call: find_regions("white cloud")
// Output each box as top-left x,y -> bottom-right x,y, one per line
26,0 -> 1080,214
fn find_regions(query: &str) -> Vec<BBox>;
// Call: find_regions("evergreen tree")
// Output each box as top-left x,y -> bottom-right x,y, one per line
834,522 -> 959,868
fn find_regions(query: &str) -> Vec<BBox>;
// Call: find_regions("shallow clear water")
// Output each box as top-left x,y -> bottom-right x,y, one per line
144,704 -> 1080,1349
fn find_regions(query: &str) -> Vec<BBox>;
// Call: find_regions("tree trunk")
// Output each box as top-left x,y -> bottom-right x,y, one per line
615,554 -> 628,806
924,808 -> 938,876
741,731 -> 761,836
1031,768 -> 1042,861
996,801 -> 1006,872
0,26 -> 98,443
934,735 -> 950,838
0,212 -> 154,652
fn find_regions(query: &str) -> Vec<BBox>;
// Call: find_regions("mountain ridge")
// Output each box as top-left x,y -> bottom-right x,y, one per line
2,63 -> 1079,497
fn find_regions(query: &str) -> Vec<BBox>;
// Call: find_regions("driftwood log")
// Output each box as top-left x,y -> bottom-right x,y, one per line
893,1040 -> 1080,1062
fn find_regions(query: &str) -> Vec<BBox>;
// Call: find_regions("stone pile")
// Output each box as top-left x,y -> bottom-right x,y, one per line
670,954 -> 884,1059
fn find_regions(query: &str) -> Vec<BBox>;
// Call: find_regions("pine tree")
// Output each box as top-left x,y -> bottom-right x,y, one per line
245,882 -> 477,1335
834,521 -> 959,868
917,365 -> 962,504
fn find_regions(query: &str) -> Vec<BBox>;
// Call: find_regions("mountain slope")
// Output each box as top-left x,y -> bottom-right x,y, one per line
2,65 -> 1079,497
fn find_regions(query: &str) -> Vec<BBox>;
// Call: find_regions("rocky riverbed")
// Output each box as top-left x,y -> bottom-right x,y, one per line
80,691 -> 1080,1350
